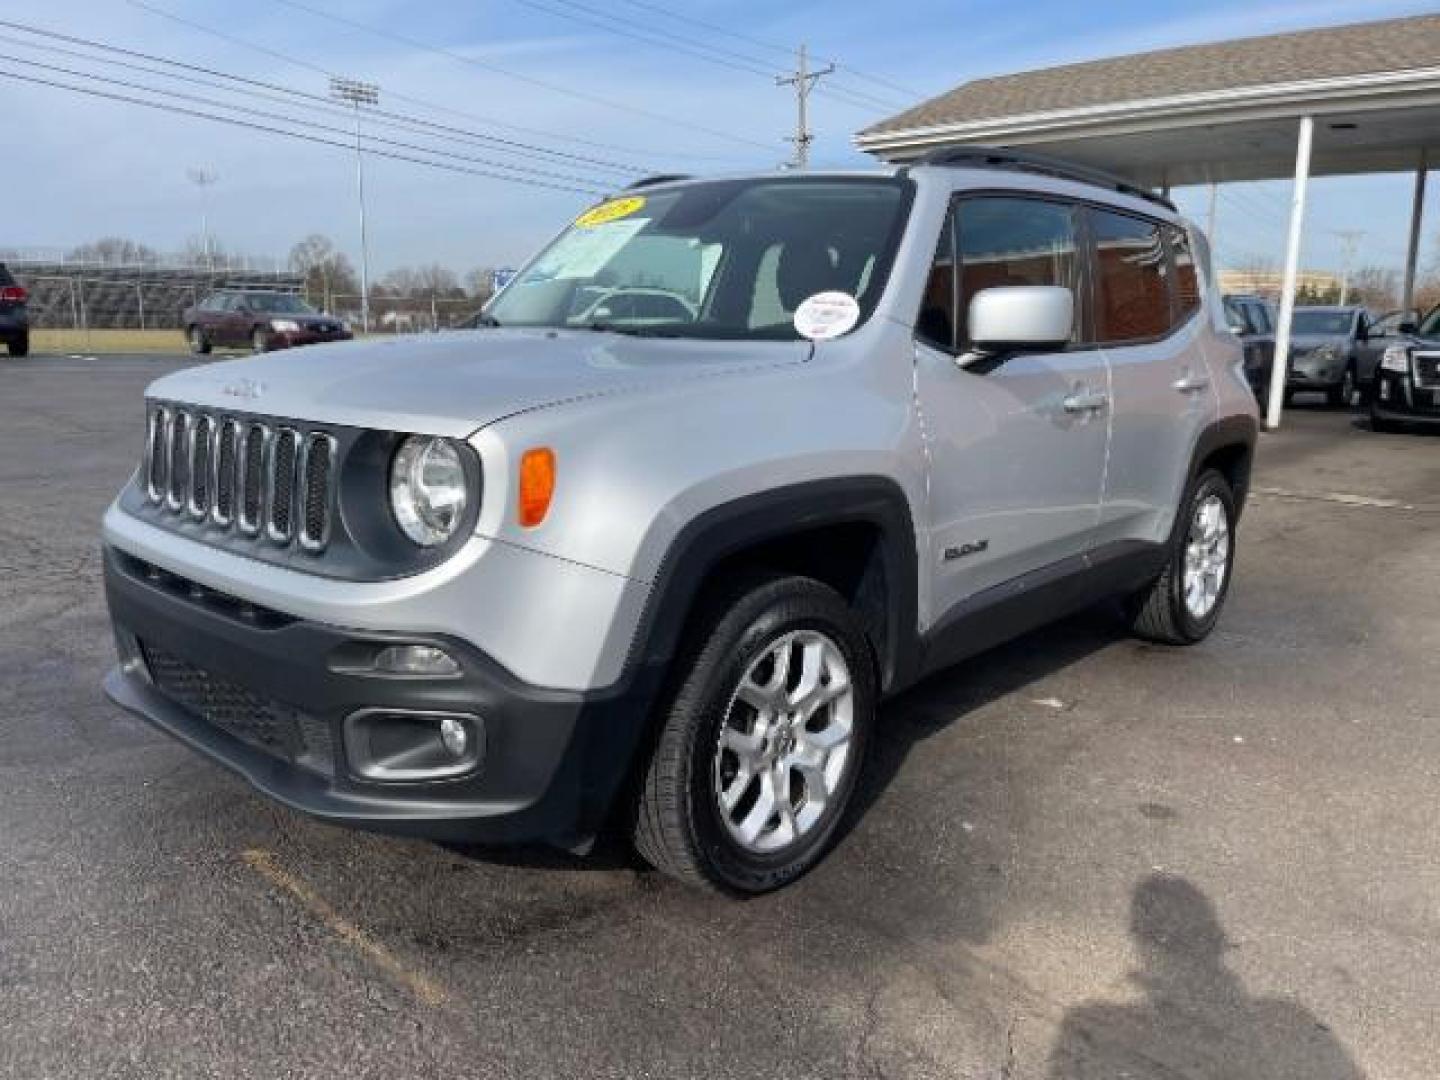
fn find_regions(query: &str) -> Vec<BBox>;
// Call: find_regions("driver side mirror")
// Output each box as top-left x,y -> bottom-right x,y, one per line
962,286 -> 1074,365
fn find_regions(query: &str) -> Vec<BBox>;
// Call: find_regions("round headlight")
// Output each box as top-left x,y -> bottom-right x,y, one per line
389,436 -> 469,547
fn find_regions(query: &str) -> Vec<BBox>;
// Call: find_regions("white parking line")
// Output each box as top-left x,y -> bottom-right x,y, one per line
1252,486 -> 1435,513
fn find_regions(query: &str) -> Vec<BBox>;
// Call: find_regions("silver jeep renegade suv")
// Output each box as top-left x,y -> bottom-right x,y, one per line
102,149 -> 1258,894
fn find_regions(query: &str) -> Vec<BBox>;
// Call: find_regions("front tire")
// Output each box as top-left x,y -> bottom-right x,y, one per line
1128,469 -> 1236,645
633,573 -> 875,894
1327,366 -> 1356,409
187,325 -> 211,355
251,327 -> 269,354
1370,403 -> 1399,434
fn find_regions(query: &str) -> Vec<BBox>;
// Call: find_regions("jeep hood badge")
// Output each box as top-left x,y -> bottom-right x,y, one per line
221,378 -> 266,400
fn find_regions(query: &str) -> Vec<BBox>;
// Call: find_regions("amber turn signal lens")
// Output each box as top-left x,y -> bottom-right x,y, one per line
518,447 -> 556,527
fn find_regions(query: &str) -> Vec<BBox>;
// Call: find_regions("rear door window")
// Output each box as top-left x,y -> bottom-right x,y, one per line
1089,209 -> 1171,343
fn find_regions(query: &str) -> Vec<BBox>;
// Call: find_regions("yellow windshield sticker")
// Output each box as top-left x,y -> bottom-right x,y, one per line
575,196 -> 646,228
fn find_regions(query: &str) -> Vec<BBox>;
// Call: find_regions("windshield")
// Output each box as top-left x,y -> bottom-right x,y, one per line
485,177 -> 911,340
247,293 -> 315,314
1292,310 -> 1353,336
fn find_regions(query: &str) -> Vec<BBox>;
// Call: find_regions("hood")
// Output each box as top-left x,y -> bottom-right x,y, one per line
145,329 -> 811,437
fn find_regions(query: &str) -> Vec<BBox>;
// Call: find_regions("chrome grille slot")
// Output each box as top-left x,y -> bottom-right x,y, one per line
1414,352 -> 1440,391
299,434 -> 336,552
139,406 -> 339,556
145,406 -> 169,503
238,422 -> 269,536
267,428 -> 300,543
213,419 -> 239,526
166,411 -> 190,511
188,414 -> 213,519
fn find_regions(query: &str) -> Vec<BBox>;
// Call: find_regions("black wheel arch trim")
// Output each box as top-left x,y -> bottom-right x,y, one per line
619,476 -> 922,698
1189,413 -> 1258,519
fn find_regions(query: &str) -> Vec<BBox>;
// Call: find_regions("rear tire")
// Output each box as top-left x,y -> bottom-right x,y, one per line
633,572 -> 875,894
187,325 -> 211,356
1128,469 -> 1236,645
7,331 -> 28,357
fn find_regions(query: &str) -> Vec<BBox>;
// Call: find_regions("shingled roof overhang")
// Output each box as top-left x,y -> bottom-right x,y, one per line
855,16 -> 1440,187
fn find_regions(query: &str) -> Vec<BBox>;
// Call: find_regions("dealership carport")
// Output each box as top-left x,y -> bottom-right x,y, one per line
856,14 -> 1440,429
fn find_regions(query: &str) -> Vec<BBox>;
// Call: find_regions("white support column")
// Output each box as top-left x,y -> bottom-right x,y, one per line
1266,115 -> 1314,431
1401,152 -> 1427,313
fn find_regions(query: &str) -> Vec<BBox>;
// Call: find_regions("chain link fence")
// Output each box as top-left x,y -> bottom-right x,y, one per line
324,294 -> 484,333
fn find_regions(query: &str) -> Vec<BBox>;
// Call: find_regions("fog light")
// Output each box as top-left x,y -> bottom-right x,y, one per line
439,715 -> 468,757
344,709 -> 484,782
373,644 -> 460,677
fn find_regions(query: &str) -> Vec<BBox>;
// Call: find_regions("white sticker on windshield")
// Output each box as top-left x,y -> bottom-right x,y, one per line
793,291 -> 860,341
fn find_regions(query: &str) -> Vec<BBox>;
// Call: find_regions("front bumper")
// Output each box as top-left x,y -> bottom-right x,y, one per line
103,546 -> 656,846
265,329 -> 353,350
1373,369 -> 1440,425
1287,362 -> 1343,390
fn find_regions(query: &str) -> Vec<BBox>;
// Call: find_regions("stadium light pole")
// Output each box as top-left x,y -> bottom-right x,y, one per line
186,167 -> 218,273
330,76 -> 379,334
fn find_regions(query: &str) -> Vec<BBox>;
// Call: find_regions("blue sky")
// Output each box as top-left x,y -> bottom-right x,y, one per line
4,0 -> 1437,280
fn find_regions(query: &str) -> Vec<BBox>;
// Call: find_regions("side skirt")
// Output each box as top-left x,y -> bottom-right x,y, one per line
914,540 -> 1167,682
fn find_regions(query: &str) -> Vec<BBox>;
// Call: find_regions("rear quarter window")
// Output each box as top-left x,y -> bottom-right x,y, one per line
1089,208 -> 1171,342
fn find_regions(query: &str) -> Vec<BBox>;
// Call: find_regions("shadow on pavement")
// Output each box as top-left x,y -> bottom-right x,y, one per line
1046,874 -> 1365,1079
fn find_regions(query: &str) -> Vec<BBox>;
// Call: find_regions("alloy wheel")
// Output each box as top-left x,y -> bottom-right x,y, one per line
712,629 -> 855,854
1183,494 -> 1230,619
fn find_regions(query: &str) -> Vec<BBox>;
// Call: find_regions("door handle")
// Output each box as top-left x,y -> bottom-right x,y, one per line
1062,389 -> 1109,414
1173,373 -> 1211,394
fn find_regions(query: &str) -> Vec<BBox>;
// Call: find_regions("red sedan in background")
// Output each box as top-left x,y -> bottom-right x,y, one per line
183,290 -> 352,354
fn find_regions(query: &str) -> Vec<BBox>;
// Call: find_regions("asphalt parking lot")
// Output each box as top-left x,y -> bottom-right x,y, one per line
2,353 -> 1437,1079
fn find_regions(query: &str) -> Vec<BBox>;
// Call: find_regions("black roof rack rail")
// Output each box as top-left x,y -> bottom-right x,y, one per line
626,173 -> 692,190
915,146 -> 1176,212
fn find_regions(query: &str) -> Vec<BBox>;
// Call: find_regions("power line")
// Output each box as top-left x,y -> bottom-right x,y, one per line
506,0 -> 907,114
608,0 -> 923,101
0,23 -> 647,177
0,65 -> 606,195
264,0 -> 776,151
0,50 -> 612,191
122,0 -> 744,164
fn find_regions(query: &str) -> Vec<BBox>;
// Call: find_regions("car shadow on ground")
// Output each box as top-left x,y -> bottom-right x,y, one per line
1045,873 -> 1366,1078
846,603 -> 1128,840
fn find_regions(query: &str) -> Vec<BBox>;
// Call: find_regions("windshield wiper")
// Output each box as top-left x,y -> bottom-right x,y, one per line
472,314 -> 502,328
580,321 -> 684,338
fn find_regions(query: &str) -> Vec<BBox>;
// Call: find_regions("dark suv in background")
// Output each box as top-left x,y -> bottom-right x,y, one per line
0,263 -> 30,357
1223,293 -> 1275,406
1371,304 -> 1440,432
182,290 -> 351,355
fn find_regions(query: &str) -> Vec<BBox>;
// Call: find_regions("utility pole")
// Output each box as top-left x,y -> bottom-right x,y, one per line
1206,181 -> 1219,250
186,167 -> 218,273
1332,229 -> 1364,306
330,76 -> 379,334
776,44 -> 834,170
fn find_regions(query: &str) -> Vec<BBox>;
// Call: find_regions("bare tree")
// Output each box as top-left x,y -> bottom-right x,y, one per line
1346,265 -> 1399,312
67,236 -> 161,266
289,234 -> 357,312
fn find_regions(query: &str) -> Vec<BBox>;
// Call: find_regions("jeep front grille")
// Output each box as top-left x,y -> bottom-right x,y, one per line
1414,352 -> 1440,391
143,405 -> 336,554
